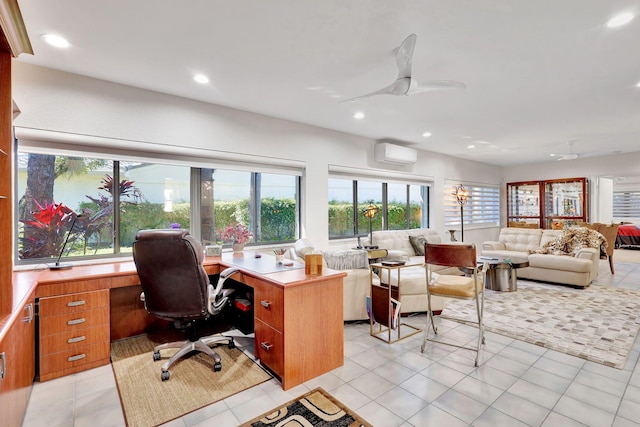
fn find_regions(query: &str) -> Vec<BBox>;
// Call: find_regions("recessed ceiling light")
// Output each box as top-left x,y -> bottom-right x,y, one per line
193,74 -> 210,84
467,145 -> 476,149
41,34 -> 70,48
606,12 -> 634,28
550,154 -> 556,157
353,112 -> 365,119
636,81 -> 640,88
422,131 -> 432,138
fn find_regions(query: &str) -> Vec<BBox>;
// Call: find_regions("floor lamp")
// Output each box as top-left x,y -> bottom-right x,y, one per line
362,202 -> 380,248
452,185 -> 470,242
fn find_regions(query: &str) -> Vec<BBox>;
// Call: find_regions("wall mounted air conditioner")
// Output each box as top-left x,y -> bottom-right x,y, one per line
374,142 -> 418,165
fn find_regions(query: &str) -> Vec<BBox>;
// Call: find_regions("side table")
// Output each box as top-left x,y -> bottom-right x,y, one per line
479,256 -> 529,291
368,261 -> 423,343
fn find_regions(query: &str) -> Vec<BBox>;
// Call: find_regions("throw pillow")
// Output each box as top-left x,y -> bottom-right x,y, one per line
408,235 -> 427,256
322,249 -> 368,270
293,239 -> 315,258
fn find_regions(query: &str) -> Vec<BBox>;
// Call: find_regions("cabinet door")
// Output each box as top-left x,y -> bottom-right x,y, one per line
0,299 -> 36,427
254,319 -> 283,378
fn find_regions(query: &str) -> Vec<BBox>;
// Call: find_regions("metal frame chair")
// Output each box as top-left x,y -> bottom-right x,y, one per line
421,242 -> 486,366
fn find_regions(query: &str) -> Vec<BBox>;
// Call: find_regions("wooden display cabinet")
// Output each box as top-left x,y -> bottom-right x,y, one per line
507,177 -> 588,229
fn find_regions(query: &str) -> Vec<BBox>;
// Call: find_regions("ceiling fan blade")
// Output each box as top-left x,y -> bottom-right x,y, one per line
408,80 -> 467,94
557,153 -> 580,161
340,79 -> 411,102
395,33 -> 417,79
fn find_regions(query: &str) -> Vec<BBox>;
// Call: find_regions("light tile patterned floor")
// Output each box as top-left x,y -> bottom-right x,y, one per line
22,254 -> 640,427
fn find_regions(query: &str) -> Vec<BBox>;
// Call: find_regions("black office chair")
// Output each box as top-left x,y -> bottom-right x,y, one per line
132,229 -> 239,381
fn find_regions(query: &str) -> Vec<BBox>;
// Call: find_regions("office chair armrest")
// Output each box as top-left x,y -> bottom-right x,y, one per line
208,267 -> 241,315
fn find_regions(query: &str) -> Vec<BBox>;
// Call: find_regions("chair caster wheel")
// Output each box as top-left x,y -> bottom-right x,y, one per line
161,371 -> 170,381
153,351 -> 161,361
214,361 -> 222,372
228,340 -> 235,349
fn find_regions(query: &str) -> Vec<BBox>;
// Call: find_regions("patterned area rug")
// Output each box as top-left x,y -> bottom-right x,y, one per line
441,281 -> 640,369
240,387 -> 372,427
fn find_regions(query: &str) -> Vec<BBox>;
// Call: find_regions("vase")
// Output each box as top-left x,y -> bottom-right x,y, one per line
232,243 -> 245,253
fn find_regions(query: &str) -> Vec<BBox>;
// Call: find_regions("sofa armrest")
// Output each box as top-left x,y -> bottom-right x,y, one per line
383,250 -> 410,262
482,241 -> 505,251
575,247 -> 598,261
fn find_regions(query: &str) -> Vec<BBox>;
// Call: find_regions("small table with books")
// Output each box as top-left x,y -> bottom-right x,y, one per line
368,261 -> 423,344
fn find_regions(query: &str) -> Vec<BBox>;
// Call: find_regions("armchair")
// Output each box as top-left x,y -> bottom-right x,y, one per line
133,229 -> 239,381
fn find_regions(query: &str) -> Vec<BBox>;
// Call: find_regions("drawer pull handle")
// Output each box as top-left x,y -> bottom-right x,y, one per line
260,342 -> 273,351
67,354 -> 86,362
260,300 -> 272,308
67,300 -> 86,307
67,336 -> 86,344
67,318 -> 86,325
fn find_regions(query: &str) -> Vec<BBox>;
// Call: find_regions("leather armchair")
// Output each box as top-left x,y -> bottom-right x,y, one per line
133,229 -> 239,381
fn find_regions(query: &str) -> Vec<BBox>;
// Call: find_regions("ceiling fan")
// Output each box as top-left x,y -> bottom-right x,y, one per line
340,33 -> 466,103
554,141 -> 581,161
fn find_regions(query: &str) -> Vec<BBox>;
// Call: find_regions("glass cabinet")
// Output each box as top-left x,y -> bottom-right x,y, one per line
507,178 -> 587,229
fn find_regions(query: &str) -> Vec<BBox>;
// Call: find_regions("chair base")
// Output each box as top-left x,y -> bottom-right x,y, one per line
153,334 -> 235,381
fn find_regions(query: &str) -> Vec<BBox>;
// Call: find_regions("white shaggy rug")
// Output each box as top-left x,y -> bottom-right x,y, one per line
441,281 -> 640,369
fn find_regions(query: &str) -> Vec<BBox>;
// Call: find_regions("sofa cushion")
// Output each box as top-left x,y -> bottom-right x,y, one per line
408,235 -> 427,256
378,266 -> 427,296
528,254 -> 592,273
498,228 -> 543,252
369,228 -> 442,256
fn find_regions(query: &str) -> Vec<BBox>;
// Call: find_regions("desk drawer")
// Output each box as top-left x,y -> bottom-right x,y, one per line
254,319 -> 283,378
39,325 -> 110,355
252,280 -> 283,331
39,306 -> 110,337
39,289 -> 109,317
39,341 -> 111,376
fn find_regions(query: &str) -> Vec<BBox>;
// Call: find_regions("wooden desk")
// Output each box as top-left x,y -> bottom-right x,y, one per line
6,254 -> 346,390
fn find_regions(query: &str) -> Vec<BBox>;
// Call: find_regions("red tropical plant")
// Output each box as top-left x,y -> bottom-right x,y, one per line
19,200 -> 77,259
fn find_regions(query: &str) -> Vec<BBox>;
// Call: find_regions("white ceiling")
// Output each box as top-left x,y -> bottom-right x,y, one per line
15,0 -> 640,166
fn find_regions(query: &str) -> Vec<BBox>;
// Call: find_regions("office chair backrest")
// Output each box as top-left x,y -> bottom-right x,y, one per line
133,229 -> 209,321
425,243 -> 477,269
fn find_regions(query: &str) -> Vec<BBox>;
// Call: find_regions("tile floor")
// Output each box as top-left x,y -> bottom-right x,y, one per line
22,254 -> 640,427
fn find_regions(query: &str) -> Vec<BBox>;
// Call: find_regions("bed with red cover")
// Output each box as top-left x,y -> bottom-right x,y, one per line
616,224 -> 640,248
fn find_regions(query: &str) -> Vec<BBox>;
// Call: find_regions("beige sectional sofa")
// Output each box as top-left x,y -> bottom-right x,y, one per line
481,228 -> 601,288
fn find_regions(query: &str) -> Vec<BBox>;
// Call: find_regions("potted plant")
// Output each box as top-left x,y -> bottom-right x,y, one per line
217,223 -> 253,252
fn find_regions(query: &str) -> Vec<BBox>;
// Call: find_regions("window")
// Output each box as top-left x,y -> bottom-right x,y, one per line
17,153 -> 300,264
328,177 -> 430,239
613,190 -> 640,220
200,169 -> 299,247
17,151 -> 190,263
444,181 -> 500,229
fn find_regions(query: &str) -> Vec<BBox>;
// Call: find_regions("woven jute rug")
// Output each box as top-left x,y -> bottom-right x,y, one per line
240,387 -> 373,427
111,334 -> 272,427
441,281 -> 640,369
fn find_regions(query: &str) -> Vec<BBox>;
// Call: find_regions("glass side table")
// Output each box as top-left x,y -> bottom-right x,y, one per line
368,261 -> 423,344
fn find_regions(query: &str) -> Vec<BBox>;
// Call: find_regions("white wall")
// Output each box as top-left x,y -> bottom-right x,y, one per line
12,62 -> 502,250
